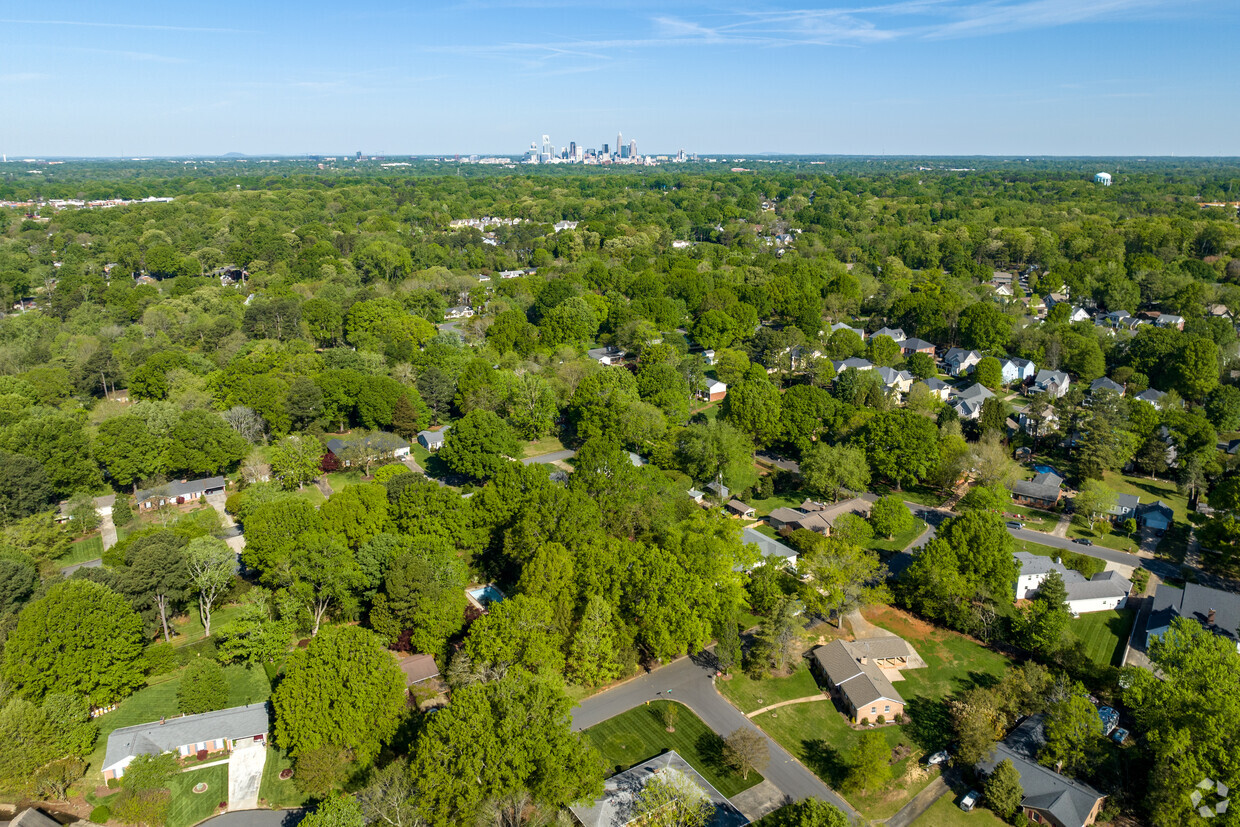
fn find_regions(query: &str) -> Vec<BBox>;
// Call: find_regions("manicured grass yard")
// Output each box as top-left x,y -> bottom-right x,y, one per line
1003,503 -> 1060,532
1066,522 -> 1140,553
716,662 -> 823,714
585,701 -> 762,798
746,489 -> 813,518
1069,609 -> 1135,667
61,534 -> 104,565
1014,542 -> 1106,579
84,665 -> 271,783
910,791 -> 1007,827
868,519 -> 927,553
522,435 -> 567,457
257,746 -> 309,809
171,603 -> 248,646
168,764 -> 229,827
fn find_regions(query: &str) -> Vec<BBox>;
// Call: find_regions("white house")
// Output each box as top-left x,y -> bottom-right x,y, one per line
102,703 -> 268,780
417,426 -> 450,452
1000,357 -> 1037,385
586,346 -> 625,366
1013,552 -> 1130,616
829,322 -> 867,340
875,366 -> 914,395
326,433 -> 411,464
702,349 -> 716,365
872,326 -> 906,342
1068,306 -> 1091,323
700,380 -> 727,402
445,305 -> 474,319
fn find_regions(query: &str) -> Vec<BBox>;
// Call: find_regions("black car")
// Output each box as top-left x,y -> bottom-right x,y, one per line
1073,537 -> 1093,546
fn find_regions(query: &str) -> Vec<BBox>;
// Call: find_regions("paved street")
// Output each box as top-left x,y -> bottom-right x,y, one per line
201,810 -> 304,827
572,653 -> 860,820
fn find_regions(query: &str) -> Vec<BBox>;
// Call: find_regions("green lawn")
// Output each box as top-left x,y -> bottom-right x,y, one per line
584,701 -> 762,798
522,435 -> 567,457
258,746 -> 309,809
1065,522 -> 1140,553
869,519 -> 928,553
168,764 -> 229,827
1003,503 -> 1060,532
171,603 -> 248,646
325,470 -> 364,491
745,489 -> 812,518
84,665 -> 272,783
1105,472 -> 1188,521
291,485 -> 327,507
910,792 -> 1007,827
1069,609 -> 1135,667
716,662 -> 823,714
752,702 -> 932,821
62,534 -> 104,565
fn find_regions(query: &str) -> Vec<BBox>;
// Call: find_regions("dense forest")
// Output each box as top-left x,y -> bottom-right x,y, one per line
1,158 -> 1238,827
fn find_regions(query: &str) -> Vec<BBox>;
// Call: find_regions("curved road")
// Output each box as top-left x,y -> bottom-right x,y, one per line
572,652 -> 860,821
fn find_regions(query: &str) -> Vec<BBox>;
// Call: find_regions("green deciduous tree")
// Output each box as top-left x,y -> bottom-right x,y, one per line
869,495 -> 914,539
185,535 -> 235,637
177,658 -> 229,715
270,434 -> 324,490
845,730 -> 891,793
273,625 -> 406,763
410,667 -> 602,826
984,758 -> 1024,821
369,540 -> 467,656
5,580 -> 145,705
300,795 -> 365,827
1040,689 -> 1102,777
854,410 -> 939,490
975,356 -> 1003,390
800,443 -> 871,502
1073,479 -> 1116,532
722,378 -> 783,447
566,594 -> 622,688
439,409 -> 521,481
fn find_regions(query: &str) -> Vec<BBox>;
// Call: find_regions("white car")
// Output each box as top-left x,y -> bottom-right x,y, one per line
927,750 -> 950,765
960,791 -> 980,812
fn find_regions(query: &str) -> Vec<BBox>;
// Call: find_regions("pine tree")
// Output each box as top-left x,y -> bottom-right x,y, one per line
390,393 -> 426,441
567,596 -> 621,688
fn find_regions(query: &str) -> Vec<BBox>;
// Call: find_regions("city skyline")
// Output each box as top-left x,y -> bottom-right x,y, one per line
0,0 -> 1236,157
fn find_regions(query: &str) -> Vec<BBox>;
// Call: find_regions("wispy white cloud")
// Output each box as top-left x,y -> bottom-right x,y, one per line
0,18 -> 253,34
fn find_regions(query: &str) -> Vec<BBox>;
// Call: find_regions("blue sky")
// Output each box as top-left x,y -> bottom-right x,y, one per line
1,0 -> 1235,156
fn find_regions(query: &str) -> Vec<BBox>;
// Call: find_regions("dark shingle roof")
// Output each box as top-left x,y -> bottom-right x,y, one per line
134,476 -> 225,503
102,703 -> 269,772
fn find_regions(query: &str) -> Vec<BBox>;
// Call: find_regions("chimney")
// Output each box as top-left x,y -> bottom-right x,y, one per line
1208,608 -> 1217,625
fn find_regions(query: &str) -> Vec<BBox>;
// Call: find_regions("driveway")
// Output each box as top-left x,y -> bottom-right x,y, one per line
202,811 -> 304,827
99,510 -> 118,551
572,653 -> 860,821
227,740 -> 266,810
521,449 -> 576,465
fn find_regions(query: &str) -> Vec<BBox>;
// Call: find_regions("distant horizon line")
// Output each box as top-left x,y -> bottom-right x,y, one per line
4,152 -> 1239,161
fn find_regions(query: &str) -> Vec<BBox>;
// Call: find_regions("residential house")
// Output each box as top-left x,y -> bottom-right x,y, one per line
8,810 -> 61,827
1030,368 -> 1071,398
1013,552 -> 1130,615
398,653 -> 440,686
1110,493 -> 1140,522
726,500 -> 756,519
1103,309 -> 1134,330
950,383 -> 995,420
704,481 -> 730,501
686,488 -> 705,503
919,378 -> 952,401
977,715 -> 1107,827
872,326 -> 906,342
1137,500 -> 1173,534
1155,313 -> 1186,330
417,426 -> 450,452
993,282 -> 1015,298
1146,582 -> 1240,652
134,477 -> 226,511
1000,357 -> 1037,385
444,305 -> 474,319
1010,471 -> 1063,509
568,751 -> 747,827
768,497 -> 873,535
1044,292 -> 1071,311
943,347 -> 983,376
786,345 -> 823,370
1018,409 -> 1060,438
102,703 -> 268,780
326,432 -> 411,465
810,637 -> 925,724
831,357 -> 874,374
740,525 -> 798,571
1068,306 -> 1091,323
586,346 -> 625,366
829,322 -> 866,340
1089,376 -> 1125,396
1208,304 -> 1232,318
702,349 -> 716,365
992,271 -> 1015,290
1133,388 -> 1167,410
699,379 -> 727,402
901,337 -> 936,356
875,366 -> 914,395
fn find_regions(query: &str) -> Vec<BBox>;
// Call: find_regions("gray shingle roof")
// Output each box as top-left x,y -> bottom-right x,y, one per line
977,716 -> 1106,827
1011,472 -> 1062,502
102,703 -> 269,772
1090,377 -> 1125,394
327,432 -> 411,456
1147,582 -> 1240,644
902,337 -> 935,351
134,476 -> 226,504
812,640 -> 907,710
741,526 -> 798,563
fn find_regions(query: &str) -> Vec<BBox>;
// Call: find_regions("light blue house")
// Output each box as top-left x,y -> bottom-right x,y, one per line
1000,357 -> 1037,385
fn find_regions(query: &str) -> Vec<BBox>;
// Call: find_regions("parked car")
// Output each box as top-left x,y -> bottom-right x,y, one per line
960,791 -> 980,812
1111,727 -> 1129,744
1073,537 -> 1093,546
927,750 -> 951,765
1006,521 -> 1024,530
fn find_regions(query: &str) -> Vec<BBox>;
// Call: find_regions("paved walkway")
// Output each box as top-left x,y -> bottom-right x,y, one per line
746,695 -> 828,718
227,740 -> 266,811
572,653 -> 860,821
880,775 -> 950,827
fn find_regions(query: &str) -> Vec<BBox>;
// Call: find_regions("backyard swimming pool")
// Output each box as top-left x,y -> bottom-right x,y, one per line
1033,465 -> 1061,476
468,584 -> 505,606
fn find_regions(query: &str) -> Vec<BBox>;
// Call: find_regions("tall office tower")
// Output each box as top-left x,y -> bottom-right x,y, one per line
356,151 -> 362,160
569,141 -> 576,159
541,135 -> 553,162
616,131 -> 622,157
601,143 -> 609,156
629,139 -> 637,158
